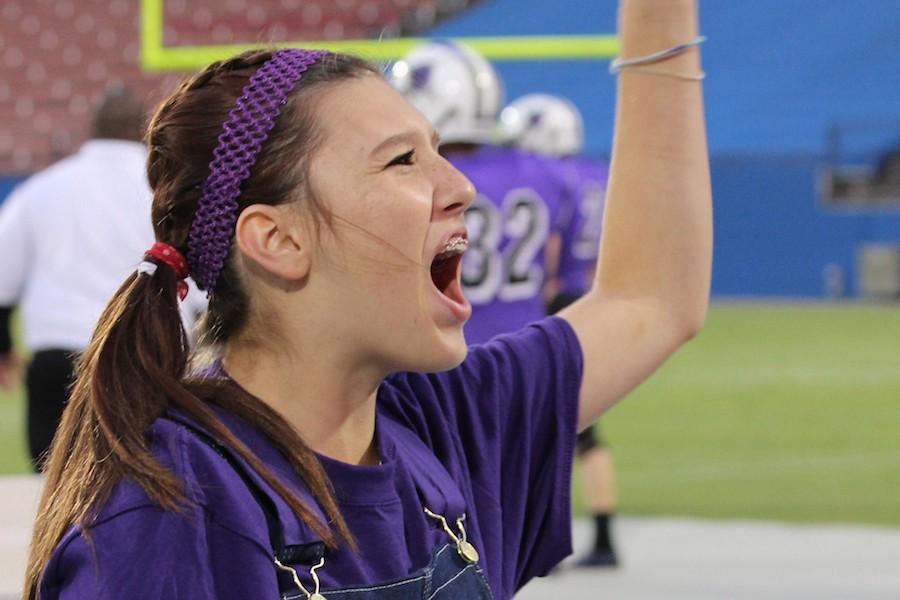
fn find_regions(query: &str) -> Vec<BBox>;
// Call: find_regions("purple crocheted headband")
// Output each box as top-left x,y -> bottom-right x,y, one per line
187,48 -> 329,292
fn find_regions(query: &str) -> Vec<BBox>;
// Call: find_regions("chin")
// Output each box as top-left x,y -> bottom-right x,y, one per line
410,327 -> 469,373
441,334 -> 469,370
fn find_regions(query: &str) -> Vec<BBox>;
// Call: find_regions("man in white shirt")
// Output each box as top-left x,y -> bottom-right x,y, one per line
0,87 -> 205,471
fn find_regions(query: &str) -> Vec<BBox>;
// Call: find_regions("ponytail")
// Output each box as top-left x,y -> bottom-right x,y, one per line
25,261 -> 351,598
24,265 -> 185,598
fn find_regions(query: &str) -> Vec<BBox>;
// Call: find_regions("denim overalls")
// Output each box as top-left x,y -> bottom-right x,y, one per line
169,418 -> 494,600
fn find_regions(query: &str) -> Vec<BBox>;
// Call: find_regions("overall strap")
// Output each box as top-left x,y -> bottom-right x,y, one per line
162,415 -> 325,565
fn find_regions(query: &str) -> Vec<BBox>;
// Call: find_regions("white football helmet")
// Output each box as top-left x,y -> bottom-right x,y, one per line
388,40 -> 504,144
499,94 -> 584,157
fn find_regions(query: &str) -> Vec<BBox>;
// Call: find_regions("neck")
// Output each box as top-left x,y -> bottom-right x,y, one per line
222,338 -> 385,466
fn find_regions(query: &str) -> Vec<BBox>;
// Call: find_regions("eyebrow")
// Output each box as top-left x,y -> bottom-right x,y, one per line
369,128 -> 440,158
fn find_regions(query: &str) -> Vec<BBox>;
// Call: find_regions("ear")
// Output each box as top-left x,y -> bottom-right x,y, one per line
234,204 -> 311,282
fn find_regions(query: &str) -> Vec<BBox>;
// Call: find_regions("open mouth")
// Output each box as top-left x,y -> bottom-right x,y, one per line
430,236 -> 468,302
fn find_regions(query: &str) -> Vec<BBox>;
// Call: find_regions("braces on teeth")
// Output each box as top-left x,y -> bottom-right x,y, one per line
441,237 -> 468,255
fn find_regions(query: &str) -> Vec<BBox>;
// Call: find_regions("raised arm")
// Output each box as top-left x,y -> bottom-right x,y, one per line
560,0 -> 712,428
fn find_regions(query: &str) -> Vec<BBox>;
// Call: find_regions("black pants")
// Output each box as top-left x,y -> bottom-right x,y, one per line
26,349 -> 76,472
577,426 -> 607,456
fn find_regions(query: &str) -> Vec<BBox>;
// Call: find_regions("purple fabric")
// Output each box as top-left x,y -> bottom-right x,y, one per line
187,49 -> 327,291
556,156 -> 609,296
449,147 -> 574,345
40,317 -> 582,600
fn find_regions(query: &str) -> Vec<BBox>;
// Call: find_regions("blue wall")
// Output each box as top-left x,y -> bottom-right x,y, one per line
710,158 -> 900,297
0,178 -> 24,205
432,0 -> 900,157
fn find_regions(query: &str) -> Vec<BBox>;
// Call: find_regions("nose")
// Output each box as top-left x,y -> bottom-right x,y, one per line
433,157 -> 476,218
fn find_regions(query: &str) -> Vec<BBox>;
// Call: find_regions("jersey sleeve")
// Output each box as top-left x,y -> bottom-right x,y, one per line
44,506 -> 217,600
0,189 -> 32,305
382,316 -> 583,594
40,420 -> 285,600
42,505 -> 282,600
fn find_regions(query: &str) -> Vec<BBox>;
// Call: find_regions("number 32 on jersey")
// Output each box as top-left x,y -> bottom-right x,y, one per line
461,188 -> 551,305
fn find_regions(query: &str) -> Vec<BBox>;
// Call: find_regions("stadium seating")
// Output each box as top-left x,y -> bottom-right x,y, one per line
0,0 -> 474,173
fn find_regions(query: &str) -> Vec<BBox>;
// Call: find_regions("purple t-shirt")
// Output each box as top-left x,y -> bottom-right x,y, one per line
556,156 -> 609,297
449,147 -> 574,345
40,317 -> 582,600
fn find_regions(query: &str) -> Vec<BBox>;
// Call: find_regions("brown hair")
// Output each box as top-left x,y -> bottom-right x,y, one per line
25,49 -> 379,599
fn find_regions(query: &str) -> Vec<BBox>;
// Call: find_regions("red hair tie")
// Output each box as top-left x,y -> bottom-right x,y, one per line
143,242 -> 190,300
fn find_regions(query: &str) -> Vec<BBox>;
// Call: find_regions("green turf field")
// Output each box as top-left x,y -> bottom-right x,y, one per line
0,375 -> 28,474
594,302 -> 900,527
2,303 -> 899,526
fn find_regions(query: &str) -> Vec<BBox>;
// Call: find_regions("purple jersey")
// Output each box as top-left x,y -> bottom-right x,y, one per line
556,156 -> 609,297
40,318 -> 582,600
449,147 -> 572,345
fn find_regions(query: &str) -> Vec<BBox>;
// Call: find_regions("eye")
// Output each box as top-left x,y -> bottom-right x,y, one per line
386,149 -> 415,168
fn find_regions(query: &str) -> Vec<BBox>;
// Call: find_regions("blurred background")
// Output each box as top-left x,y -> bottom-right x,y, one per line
1,0 -> 899,598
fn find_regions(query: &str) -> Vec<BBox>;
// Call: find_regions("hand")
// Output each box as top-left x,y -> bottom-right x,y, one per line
0,351 -> 22,391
